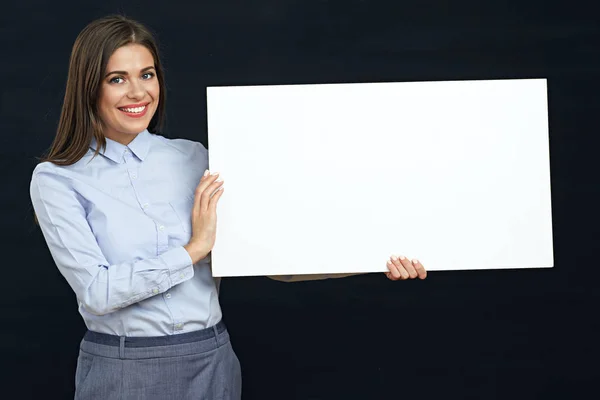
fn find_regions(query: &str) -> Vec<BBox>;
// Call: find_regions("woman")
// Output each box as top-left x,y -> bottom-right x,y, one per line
30,15 -> 427,400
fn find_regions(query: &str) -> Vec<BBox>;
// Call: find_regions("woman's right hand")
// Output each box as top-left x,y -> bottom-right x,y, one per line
184,170 -> 224,264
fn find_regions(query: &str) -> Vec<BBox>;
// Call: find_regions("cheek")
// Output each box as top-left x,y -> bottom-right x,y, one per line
97,97 -> 112,123
148,80 -> 160,101
99,87 -> 123,115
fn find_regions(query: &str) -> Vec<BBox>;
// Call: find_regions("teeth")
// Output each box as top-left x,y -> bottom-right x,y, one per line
120,105 -> 146,113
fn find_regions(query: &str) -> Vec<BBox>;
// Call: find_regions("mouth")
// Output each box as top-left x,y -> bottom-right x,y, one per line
118,102 -> 150,118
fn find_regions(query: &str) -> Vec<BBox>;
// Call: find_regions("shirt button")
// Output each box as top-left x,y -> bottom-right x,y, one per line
142,203 -> 149,209
159,225 -> 165,231
165,293 -> 171,299
175,323 -> 184,330
152,288 -> 159,294
131,174 -> 137,179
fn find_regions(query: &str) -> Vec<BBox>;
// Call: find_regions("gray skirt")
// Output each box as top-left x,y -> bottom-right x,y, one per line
74,320 -> 242,400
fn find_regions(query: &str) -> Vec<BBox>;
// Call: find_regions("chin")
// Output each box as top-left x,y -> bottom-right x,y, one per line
119,120 -> 151,134
123,128 -> 145,135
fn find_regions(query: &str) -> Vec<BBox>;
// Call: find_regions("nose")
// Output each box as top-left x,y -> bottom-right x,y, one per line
127,78 -> 145,100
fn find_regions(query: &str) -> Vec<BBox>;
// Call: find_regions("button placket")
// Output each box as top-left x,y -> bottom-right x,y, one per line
156,220 -> 168,254
124,149 -> 139,181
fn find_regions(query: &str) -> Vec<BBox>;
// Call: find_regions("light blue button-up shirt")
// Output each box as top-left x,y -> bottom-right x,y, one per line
30,130 -> 222,336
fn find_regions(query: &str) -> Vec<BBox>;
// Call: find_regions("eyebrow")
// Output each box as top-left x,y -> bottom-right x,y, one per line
105,66 -> 156,78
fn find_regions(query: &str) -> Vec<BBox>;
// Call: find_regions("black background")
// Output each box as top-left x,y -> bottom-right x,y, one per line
2,0 -> 599,399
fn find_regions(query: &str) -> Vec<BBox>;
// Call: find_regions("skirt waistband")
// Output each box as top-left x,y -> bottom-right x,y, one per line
83,320 -> 227,348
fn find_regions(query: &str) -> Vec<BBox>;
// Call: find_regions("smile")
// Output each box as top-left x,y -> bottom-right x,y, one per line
120,105 -> 146,113
118,103 -> 150,118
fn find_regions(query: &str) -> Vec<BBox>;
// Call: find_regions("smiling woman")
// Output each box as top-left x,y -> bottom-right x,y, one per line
30,15 -> 239,400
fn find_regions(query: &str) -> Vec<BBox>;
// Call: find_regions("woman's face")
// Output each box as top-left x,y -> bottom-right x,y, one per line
98,44 -> 160,145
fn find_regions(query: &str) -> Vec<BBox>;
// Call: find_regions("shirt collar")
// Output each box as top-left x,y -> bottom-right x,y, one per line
90,130 -> 151,163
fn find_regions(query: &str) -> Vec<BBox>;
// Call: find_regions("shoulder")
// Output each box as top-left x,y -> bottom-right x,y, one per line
30,162 -> 80,209
154,135 -> 207,155
30,147 -> 104,195
31,152 -> 94,181
152,134 -> 208,167
31,161 -> 75,191
32,161 -> 65,181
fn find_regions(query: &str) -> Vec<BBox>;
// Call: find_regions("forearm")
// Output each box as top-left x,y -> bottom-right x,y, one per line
58,246 -> 195,316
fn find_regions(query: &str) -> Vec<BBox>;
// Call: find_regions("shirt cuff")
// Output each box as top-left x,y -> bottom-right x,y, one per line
160,246 -> 195,287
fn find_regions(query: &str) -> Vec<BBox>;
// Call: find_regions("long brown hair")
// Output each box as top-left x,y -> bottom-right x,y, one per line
42,15 -> 167,166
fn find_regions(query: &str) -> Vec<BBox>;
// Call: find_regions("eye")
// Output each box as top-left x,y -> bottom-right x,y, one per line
109,76 -> 124,84
142,72 -> 155,80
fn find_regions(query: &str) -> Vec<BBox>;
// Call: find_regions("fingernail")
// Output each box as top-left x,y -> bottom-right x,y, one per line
386,261 -> 392,266
412,259 -> 419,264
204,170 -> 209,176
211,172 -> 219,176
399,255 -> 406,260
391,255 -> 397,261
216,179 -> 222,183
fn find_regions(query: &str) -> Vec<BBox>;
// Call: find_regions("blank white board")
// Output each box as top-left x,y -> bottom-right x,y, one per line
206,79 -> 553,277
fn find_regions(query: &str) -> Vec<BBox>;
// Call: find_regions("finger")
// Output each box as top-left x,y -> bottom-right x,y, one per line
195,174 -> 219,213
192,170 -> 210,209
208,187 -> 224,212
198,170 -> 213,188
412,259 -> 427,279
195,172 -> 220,199
200,178 -> 224,212
390,256 -> 409,280
385,271 -> 394,280
397,255 -> 418,279
386,260 -> 402,280
201,169 -> 209,181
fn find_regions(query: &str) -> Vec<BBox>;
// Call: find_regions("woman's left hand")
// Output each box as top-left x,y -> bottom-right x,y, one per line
385,255 -> 427,281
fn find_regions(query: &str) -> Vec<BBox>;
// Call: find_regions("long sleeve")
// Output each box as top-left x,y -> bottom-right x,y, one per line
31,170 -> 195,316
